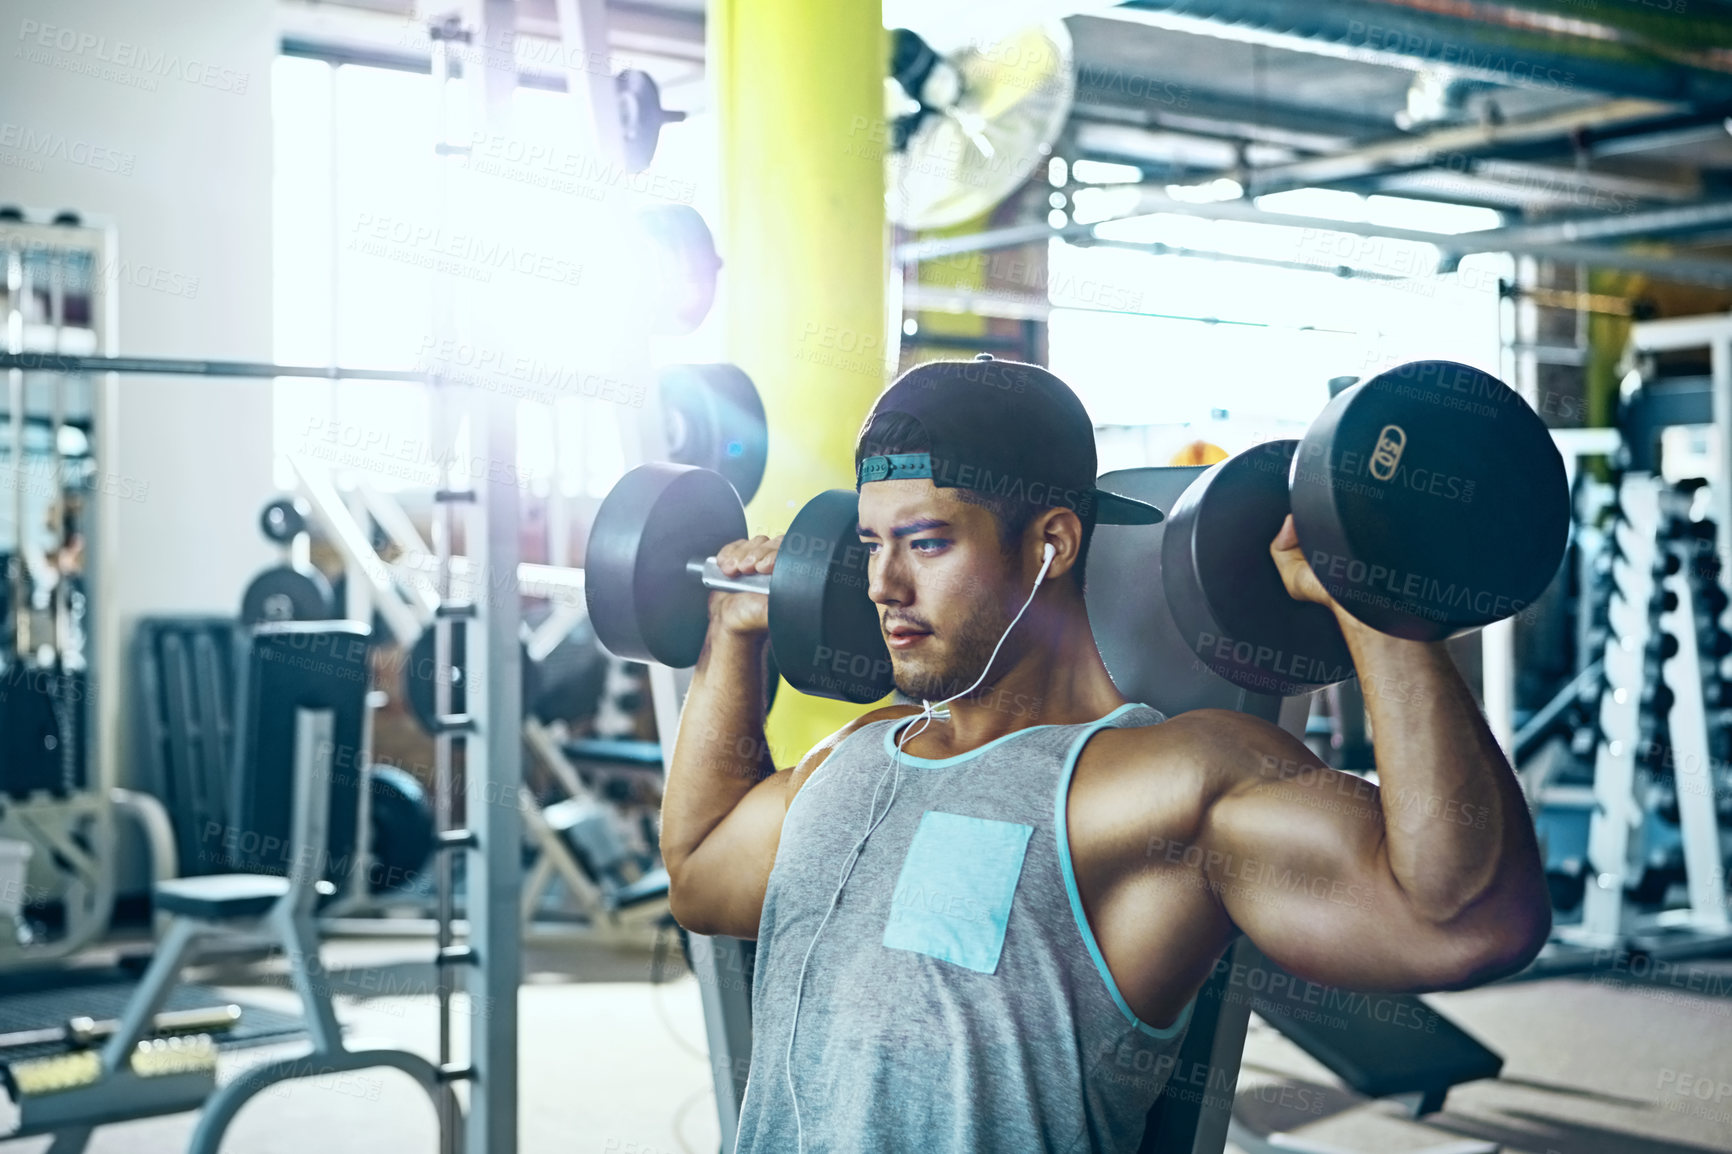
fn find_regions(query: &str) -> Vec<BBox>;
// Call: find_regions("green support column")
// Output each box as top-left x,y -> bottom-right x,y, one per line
711,0 -> 891,761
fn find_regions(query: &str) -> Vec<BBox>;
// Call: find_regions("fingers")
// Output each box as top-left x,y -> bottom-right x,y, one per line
715,534 -> 783,577
1272,514 -> 1300,553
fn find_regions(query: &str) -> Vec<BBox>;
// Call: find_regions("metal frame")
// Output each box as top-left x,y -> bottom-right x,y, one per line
0,216 -> 127,973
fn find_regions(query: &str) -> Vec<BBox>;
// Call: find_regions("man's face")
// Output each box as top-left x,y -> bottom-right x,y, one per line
856,479 -> 1025,702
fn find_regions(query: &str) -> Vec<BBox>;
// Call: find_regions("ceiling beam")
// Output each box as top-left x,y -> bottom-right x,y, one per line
892,193 -> 1732,287
1106,0 -> 1732,102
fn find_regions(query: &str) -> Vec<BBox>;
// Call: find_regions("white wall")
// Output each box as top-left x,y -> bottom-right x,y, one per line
1,0 -> 277,821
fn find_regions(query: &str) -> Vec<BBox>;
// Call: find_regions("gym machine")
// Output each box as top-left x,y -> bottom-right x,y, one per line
2,629 -> 464,1154
0,214 -> 176,973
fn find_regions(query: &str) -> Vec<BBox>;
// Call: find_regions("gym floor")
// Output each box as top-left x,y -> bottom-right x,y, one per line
5,935 -> 1729,1154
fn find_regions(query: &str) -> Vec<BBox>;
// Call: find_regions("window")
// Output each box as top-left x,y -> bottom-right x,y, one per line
271,53 -> 717,496
1049,186 -> 1508,466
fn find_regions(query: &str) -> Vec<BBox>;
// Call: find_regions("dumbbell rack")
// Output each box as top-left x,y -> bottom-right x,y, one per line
1546,471 -> 1732,966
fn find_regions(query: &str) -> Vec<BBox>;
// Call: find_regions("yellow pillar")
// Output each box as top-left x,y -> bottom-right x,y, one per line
711,1 -> 890,762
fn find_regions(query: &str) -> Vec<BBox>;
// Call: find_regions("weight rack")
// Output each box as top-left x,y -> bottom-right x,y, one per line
1541,470 -> 1732,968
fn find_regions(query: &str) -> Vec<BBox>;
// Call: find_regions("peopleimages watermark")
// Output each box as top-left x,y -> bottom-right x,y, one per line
0,121 -> 134,174
414,336 -> 643,407
1143,835 -> 1372,911
1190,629 -> 1354,688
1342,21 -> 1575,89
301,415 -> 547,491
15,19 -> 251,94
1306,549 -> 1533,627
0,252 -> 196,300
925,252 -> 1146,313
462,130 -> 696,206
394,17 -> 631,85
845,114 -> 1023,188
0,454 -> 151,504
346,214 -> 584,289
0,241 -> 200,301
794,321 -> 892,381
1657,1066 -> 1732,1128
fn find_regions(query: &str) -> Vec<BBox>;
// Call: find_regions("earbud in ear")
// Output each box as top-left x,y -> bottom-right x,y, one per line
1043,543 -> 1056,563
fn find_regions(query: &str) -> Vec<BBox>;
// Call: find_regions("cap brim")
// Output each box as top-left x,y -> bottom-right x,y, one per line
1094,488 -> 1164,525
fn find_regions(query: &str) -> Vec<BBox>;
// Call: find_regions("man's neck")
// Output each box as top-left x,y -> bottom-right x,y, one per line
915,598 -> 1126,755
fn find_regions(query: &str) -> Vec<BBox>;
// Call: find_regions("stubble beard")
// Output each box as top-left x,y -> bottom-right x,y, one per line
890,588 -> 1020,704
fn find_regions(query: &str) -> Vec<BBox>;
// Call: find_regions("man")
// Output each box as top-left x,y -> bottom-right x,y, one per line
662,356 -> 1550,1154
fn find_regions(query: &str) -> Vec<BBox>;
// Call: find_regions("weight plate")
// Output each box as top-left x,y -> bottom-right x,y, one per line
660,363 -> 769,505
240,564 -> 334,626
639,205 -> 721,336
1162,440 -> 1354,697
585,464 -> 747,669
1291,361 -> 1569,641
765,646 -> 781,716
769,489 -> 895,704
527,612 -> 610,724
259,496 -> 309,544
403,628 -> 542,736
367,764 -> 435,894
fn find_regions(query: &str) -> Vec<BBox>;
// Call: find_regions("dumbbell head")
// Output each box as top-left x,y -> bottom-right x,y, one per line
1289,361 -> 1570,641
585,463 -> 748,669
260,496 -> 309,544
584,464 -> 895,704
1162,439 -> 1354,696
767,491 -> 895,704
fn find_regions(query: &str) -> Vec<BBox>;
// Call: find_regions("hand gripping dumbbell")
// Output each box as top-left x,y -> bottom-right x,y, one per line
583,464 -> 895,704
1162,360 -> 1571,695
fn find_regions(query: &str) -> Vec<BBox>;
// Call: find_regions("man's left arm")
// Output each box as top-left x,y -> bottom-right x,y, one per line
1189,518 -> 1552,992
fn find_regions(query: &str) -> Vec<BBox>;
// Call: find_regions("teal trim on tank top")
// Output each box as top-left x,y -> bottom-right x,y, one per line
1054,715 -> 1196,1040
883,702 -> 1143,768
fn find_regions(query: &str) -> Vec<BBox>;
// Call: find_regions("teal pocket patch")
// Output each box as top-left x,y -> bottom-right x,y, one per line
882,811 -> 1034,974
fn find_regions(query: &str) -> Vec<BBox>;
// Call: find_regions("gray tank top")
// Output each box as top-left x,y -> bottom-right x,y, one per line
732,702 -> 1195,1154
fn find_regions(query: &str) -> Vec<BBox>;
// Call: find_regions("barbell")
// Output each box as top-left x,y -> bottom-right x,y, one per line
1162,360 -> 1570,695
583,464 -> 894,704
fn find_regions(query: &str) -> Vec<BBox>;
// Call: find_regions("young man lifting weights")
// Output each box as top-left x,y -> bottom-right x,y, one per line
662,356 -> 1550,1154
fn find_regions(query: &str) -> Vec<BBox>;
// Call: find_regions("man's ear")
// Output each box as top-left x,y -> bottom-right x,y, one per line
1031,508 -> 1083,580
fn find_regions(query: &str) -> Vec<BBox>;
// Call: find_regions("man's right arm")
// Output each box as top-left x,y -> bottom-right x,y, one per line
661,619 -> 913,936
661,618 -> 783,939
659,531 -> 915,938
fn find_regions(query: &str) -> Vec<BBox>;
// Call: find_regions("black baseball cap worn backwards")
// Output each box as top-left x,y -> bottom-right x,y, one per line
856,354 -> 1163,525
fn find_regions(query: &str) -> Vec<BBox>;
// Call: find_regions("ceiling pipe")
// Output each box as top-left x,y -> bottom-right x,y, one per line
1492,201 -> 1732,246
1104,0 -> 1732,102
1232,97 -> 1673,196
891,194 -> 1732,287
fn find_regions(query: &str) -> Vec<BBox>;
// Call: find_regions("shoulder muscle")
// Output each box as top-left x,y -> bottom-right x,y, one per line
787,704 -> 922,808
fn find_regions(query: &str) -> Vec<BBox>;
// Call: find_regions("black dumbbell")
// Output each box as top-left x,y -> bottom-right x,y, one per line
583,464 -> 894,704
1163,361 -> 1570,695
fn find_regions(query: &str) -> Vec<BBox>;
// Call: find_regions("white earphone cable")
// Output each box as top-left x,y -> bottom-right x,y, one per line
783,543 -> 1056,1152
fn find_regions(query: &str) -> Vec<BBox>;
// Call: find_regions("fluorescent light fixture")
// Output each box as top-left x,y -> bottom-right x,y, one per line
1164,177 -> 1244,203
1070,158 -> 1143,184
